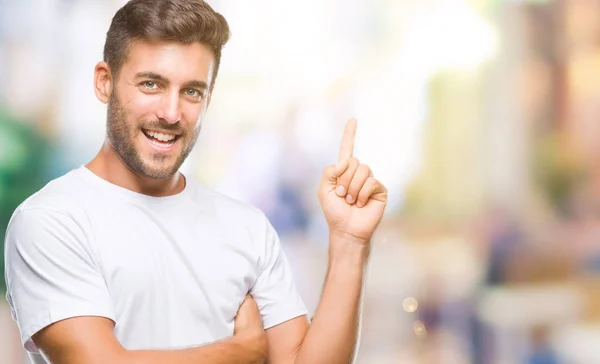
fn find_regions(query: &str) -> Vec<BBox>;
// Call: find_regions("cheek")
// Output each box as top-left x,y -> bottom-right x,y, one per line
182,103 -> 206,127
125,94 -> 162,122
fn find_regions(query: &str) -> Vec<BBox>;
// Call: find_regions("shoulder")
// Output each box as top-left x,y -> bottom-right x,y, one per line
8,168 -> 90,233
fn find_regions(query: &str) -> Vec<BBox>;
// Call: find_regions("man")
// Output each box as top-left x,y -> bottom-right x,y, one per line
4,0 -> 388,363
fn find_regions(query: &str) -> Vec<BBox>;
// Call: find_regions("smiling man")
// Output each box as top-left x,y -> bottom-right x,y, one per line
4,1 -> 388,364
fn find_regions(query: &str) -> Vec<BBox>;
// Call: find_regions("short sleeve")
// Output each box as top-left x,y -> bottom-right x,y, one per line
250,215 -> 308,329
4,208 -> 114,353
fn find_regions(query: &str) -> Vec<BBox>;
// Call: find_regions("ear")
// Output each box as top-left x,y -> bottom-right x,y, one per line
94,61 -> 113,104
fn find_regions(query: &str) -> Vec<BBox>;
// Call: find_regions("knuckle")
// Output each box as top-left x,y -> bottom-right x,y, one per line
359,164 -> 371,175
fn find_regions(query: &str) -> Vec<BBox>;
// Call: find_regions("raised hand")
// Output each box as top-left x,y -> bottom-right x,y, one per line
318,118 -> 388,244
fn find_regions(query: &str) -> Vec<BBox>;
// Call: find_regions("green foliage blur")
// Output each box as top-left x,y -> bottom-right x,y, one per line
0,107 -> 53,293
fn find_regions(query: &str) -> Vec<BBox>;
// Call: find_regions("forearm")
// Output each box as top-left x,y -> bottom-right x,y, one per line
125,333 -> 266,364
43,332 -> 267,364
294,233 -> 369,364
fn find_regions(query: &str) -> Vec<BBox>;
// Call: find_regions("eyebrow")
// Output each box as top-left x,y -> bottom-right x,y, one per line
183,80 -> 209,91
134,72 -> 209,91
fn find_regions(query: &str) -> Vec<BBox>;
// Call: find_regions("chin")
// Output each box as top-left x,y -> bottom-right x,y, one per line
141,165 -> 179,179
128,155 -> 177,179
127,139 -> 189,179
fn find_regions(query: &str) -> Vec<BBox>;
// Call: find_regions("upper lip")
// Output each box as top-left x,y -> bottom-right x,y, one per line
142,128 -> 182,137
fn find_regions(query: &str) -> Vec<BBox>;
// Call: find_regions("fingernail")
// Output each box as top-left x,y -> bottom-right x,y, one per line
346,194 -> 353,203
356,201 -> 363,208
336,185 -> 346,196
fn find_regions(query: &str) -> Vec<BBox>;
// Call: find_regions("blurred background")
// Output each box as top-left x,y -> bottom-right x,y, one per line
2,0 -> 600,362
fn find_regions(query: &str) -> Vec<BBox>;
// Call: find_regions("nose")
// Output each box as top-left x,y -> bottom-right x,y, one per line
156,91 -> 182,124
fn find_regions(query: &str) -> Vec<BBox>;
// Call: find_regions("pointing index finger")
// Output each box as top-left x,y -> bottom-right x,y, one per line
338,118 -> 357,162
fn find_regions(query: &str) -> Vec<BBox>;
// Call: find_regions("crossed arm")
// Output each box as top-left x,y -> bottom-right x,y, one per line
33,235 -> 368,364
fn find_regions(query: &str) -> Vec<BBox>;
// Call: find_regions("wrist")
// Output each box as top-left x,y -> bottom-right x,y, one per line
329,229 -> 371,245
328,231 -> 371,266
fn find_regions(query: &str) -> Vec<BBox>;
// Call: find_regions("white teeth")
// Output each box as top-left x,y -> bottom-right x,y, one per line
146,130 -> 176,142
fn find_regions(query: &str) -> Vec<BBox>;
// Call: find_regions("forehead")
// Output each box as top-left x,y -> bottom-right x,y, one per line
120,41 -> 215,84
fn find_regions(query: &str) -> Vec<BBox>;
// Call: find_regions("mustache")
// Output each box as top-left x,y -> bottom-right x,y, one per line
139,120 -> 185,135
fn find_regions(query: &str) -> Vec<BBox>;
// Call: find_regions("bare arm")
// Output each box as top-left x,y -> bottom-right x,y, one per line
266,235 -> 368,364
266,118 -> 386,364
293,234 -> 368,364
34,296 -> 267,364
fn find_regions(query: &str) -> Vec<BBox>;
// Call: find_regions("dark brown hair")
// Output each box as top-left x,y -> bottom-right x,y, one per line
104,0 -> 230,86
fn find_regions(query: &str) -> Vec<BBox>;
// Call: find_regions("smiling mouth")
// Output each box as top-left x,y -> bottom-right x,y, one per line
142,129 -> 181,149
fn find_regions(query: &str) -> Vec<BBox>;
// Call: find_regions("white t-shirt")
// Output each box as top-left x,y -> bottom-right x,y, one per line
4,166 -> 307,363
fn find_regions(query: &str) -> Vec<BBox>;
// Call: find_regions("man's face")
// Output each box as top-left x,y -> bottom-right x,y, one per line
107,41 -> 214,179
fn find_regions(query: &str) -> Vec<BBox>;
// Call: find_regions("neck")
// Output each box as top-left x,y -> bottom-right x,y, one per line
86,141 -> 185,197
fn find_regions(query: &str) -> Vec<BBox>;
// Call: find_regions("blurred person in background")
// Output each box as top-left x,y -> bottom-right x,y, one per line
3,1 -> 388,364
